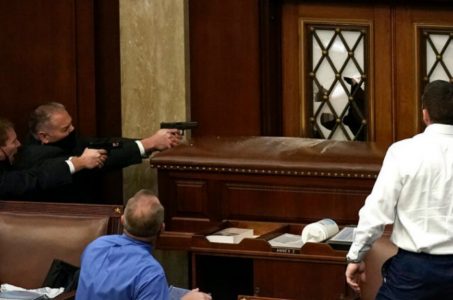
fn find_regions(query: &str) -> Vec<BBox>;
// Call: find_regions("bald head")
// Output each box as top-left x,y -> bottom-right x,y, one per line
123,189 -> 164,239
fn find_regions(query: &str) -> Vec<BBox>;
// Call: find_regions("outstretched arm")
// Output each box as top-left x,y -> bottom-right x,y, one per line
140,129 -> 182,153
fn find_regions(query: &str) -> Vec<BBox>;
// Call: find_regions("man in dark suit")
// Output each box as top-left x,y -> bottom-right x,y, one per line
14,102 -> 181,203
0,117 -> 106,199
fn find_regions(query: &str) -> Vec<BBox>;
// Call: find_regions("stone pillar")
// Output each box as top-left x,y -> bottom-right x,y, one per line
120,0 -> 189,199
119,0 -> 189,287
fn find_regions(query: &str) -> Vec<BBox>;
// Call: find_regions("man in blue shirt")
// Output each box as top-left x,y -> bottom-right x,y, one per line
76,189 -> 211,300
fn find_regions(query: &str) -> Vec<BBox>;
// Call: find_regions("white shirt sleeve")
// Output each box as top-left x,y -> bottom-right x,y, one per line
135,140 -> 146,157
347,145 -> 402,261
65,157 -> 76,174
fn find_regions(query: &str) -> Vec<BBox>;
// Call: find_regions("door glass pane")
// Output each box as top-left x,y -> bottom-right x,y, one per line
308,26 -> 368,141
424,31 -> 453,83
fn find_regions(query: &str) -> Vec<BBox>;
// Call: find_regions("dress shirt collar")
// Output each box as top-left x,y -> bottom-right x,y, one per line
120,233 -> 153,251
424,123 -> 453,135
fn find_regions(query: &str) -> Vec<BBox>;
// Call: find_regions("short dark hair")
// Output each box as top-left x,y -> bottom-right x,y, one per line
422,80 -> 453,125
123,189 -> 164,238
0,118 -> 14,146
29,102 -> 66,137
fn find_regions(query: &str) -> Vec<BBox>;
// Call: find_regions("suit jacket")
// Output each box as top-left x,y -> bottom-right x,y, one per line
0,158 -> 72,199
14,134 -> 144,203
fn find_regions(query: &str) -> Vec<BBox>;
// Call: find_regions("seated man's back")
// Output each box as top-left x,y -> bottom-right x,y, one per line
76,234 -> 169,300
76,190 -> 211,300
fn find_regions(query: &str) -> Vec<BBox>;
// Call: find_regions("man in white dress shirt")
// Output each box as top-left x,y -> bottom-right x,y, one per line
345,80 -> 453,299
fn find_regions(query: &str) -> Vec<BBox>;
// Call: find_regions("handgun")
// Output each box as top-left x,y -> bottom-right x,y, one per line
88,141 -> 123,152
160,121 -> 198,135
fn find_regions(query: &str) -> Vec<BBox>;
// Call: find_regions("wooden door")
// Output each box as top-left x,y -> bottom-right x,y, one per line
280,1 -> 453,148
281,2 -> 393,147
394,4 -> 453,140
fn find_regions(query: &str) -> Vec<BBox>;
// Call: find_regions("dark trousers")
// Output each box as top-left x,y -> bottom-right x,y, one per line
376,248 -> 453,300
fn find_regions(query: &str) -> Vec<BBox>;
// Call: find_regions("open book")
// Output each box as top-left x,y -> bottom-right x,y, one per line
206,227 -> 254,244
326,226 -> 355,250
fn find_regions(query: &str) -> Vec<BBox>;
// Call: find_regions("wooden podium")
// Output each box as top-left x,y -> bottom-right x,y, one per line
150,136 -> 385,300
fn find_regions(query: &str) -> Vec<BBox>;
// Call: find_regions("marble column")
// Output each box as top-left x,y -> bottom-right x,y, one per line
119,0 -> 189,287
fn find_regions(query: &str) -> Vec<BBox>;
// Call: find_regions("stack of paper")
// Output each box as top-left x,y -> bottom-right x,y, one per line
268,233 -> 304,248
206,227 -> 254,244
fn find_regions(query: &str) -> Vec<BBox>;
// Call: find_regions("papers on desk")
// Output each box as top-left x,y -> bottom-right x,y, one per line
0,291 -> 49,300
268,225 -> 356,253
206,227 -> 255,244
0,284 -> 63,300
268,233 -> 304,254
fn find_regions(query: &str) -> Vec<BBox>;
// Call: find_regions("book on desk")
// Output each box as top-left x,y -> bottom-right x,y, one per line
206,227 -> 255,244
268,233 -> 304,254
267,225 -> 355,253
326,226 -> 355,250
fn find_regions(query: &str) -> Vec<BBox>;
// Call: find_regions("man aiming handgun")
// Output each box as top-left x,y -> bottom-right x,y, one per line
14,102 -> 182,203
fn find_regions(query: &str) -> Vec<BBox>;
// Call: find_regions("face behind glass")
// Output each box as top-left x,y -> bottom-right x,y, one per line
39,110 -> 75,144
1,128 -> 21,163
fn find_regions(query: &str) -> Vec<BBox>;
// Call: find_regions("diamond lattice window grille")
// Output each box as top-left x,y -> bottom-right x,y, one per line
422,30 -> 453,84
308,26 -> 368,141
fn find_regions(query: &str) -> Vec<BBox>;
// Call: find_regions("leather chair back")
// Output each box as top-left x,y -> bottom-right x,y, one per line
0,212 -> 109,289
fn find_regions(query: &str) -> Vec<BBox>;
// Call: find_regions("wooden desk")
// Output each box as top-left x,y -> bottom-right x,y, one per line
151,136 -> 384,299
186,221 -> 352,300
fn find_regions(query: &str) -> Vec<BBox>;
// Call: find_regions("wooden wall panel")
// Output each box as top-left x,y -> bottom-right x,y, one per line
74,0 -> 97,136
189,0 -> 262,136
0,0 -> 122,203
92,0 -> 123,203
394,3 -> 453,140
157,170 -> 376,230
224,183 -> 367,224
175,180 -> 209,217
0,0 -> 120,138
93,0 -> 121,137
254,260 -> 348,299
0,0 -> 86,138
